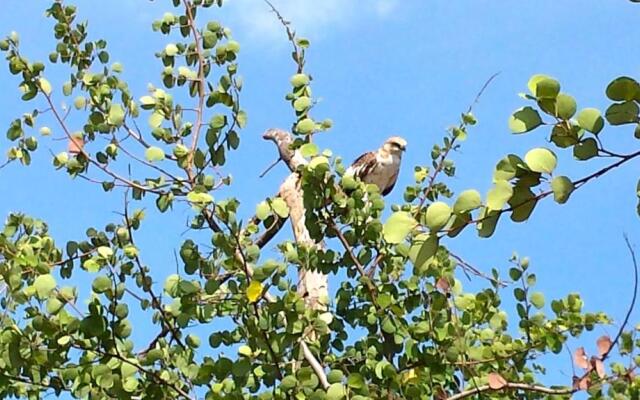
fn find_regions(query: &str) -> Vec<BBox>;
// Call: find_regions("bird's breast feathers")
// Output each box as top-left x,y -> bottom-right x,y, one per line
345,151 -> 401,195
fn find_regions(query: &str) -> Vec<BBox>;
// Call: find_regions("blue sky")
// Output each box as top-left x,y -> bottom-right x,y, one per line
1,0 -> 640,392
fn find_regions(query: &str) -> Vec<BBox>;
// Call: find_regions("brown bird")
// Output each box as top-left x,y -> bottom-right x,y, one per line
344,136 -> 407,196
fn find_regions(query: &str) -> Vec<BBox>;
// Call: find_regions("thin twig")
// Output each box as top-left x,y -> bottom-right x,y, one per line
445,382 -> 572,400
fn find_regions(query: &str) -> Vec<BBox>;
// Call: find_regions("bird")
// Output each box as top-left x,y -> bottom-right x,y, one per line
344,136 -> 407,196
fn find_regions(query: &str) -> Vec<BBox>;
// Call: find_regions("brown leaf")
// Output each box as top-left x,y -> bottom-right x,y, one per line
68,135 -> 84,154
572,375 -> 590,391
487,372 -> 508,390
596,335 -> 612,357
592,357 -> 606,379
436,277 -> 450,293
625,369 -> 636,382
573,347 -> 590,369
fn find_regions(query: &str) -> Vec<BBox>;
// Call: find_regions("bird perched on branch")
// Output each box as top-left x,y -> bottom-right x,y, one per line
344,136 -> 407,196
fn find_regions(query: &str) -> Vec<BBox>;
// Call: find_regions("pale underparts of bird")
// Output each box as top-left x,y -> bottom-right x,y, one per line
344,136 -> 407,196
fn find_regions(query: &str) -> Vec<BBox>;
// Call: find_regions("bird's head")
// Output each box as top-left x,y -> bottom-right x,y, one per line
382,136 -> 407,156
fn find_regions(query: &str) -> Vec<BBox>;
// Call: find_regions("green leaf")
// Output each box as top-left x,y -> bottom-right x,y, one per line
381,316 -> 396,333
555,93 -> 577,119
34,274 -> 56,300
300,143 -> 318,158
551,176 -> 574,204
424,201 -> 452,230
290,73 -> 309,87
573,138 -> 598,161
327,383 -> 346,400
256,201 -> 270,220
605,101 -> 639,125
383,212 -> 417,244
509,107 -> 543,133
145,146 -> 165,162
410,234 -> 439,269
487,180 -> 513,211
550,123 -> 582,148
453,189 -> 482,213
280,375 -> 297,391
528,74 -> 560,98
294,96 -> 311,111
62,81 -> 72,96
530,292 -> 545,309
327,370 -> 344,384
295,118 -> 315,134
347,373 -> 365,389
107,103 -> 125,126
92,276 -> 112,293
509,187 -> 537,222
271,197 -> 289,218
577,108 -> 604,134
606,76 -> 640,101
477,207 -> 500,238
524,148 -> 557,174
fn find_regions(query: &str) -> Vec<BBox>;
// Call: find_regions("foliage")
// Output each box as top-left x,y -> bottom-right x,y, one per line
1,1 -> 640,399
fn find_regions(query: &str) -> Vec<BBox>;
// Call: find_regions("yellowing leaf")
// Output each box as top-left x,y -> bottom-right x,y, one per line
38,78 -> 52,95
246,280 -> 263,303
145,146 -> 165,162
107,103 -> 125,126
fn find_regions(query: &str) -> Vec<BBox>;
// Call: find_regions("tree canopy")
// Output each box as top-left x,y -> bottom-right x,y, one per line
1,1 -> 640,399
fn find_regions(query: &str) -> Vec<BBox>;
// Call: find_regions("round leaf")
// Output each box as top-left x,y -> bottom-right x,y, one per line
528,74 -> 560,99
577,108 -> 604,134
530,292 -> 545,309
256,201 -> 270,220
34,274 -> 56,300
551,176 -> 574,204
145,146 -> 165,162
165,43 -> 179,56
92,276 -> 112,293
509,106 -> 543,134
606,76 -> 640,101
295,118 -> 315,134
383,212 -> 417,244
605,101 -> 639,126
573,138 -> 598,161
524,148 -> 557,174
271,198 -> 289,218
453,189 -> 482,213
410,234 -> 439,269
555,93 -> 577,119
425,201 -> 452,230
326,383 -> 346,400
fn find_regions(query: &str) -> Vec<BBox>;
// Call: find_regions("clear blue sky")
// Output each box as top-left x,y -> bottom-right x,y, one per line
1,0 -> 640,391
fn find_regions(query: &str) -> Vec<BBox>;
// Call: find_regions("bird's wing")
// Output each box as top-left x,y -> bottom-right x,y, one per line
381,168 -> 399,196
345,151 -> 378,181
